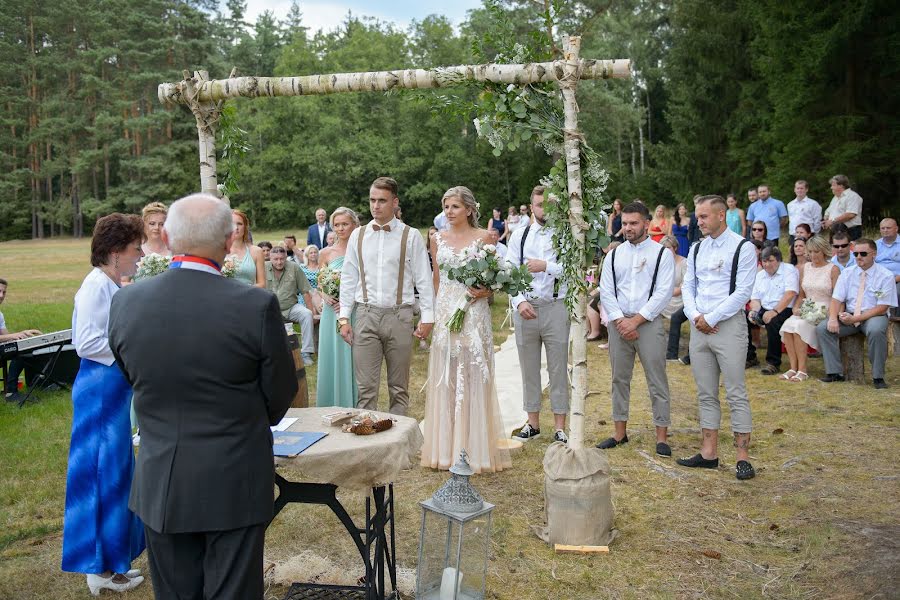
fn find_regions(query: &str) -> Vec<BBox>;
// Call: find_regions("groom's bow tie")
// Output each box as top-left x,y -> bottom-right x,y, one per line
373,224 -> 391,232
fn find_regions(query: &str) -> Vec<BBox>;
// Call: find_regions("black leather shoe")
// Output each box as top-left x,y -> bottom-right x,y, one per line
819,374 -> 845,383
676,453 -> 718,469
595,435 -> 628,449
873,378 -> 888,389
656,442 -> 672,457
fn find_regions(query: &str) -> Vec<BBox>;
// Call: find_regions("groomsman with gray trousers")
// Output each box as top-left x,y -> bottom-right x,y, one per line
508,186 -> 570,444
678,194 -> 758,480
595,202 -> 675,456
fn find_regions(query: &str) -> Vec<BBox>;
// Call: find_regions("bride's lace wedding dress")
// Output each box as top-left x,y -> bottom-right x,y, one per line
420,234 -> 511,473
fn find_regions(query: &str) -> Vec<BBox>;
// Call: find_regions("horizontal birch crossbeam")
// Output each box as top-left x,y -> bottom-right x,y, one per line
158,59 -> 630,105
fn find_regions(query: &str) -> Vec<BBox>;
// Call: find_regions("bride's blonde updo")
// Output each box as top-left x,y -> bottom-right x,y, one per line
441,186 -> 480,228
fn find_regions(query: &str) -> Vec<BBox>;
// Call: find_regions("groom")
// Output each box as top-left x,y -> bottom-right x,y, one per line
338,176 -> 434,415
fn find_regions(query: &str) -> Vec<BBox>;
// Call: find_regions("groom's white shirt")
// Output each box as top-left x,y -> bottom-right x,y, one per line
339,217 -> 435,322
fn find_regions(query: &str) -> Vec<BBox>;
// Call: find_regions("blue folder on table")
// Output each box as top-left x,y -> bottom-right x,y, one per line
272,431 -> 328,457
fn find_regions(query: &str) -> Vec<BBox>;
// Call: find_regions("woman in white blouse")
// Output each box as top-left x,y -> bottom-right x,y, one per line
61,214 -> 147,595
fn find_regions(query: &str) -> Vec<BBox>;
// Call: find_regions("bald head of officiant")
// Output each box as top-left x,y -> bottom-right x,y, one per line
108,192 -> 297,600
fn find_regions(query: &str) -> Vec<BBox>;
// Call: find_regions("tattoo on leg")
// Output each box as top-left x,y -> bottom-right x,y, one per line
704,430 -> 714,439
733,433 -> 750,449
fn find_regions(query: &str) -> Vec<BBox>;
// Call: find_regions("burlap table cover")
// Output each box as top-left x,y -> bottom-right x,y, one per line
274,406 -> 423,490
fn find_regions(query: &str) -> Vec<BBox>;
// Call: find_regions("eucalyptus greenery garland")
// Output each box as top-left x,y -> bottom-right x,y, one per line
419,1 -> 612,316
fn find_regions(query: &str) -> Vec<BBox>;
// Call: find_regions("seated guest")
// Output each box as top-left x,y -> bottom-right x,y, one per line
231,210 -> 266,287
661,236 -> 689,362
817,239 -> 898,389
749,220 -> 774,248
284,235 -> 302,264
830,229 -> 854,272
257,241 -> 273,261
779,236 -> 839,381
487,227 -> 507,259
300,244 -> 323,320
875,218 -> 900,319
266,246 -> 316,365
790,237 -> 808,267
748,246 -> 799,375
794,223 -> 813,242
0,278 -> 42,401
307,208 -> 332,249
325,231 -> 336,247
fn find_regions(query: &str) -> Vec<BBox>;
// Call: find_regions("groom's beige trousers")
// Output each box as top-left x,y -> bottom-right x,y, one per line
352,304 -> 414,416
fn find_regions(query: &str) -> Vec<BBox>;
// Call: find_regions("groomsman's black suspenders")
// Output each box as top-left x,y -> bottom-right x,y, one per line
519,224 -> 560,299
609,245 -> 667,301
691,238 -> 749,295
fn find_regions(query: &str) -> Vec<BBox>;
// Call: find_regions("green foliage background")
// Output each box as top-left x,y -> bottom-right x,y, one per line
0,0 -> 896,240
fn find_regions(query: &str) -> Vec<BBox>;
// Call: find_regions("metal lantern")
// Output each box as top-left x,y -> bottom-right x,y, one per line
416,451 -> 495,600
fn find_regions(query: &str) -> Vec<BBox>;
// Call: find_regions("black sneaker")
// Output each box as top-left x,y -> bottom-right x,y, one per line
595,435 -> 628,449
513,423 -> 540,441
873,378 -> 888,389
819,374 -> 845,383
666,356 -> 680,362
679,356 -> 691,366
553,429 -> 569,444
656,442 -> 672,457
5,391 -> 22,403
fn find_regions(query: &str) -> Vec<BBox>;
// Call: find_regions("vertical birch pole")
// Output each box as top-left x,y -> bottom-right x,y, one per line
183,70 -> 223,200
559,36 -> 589,450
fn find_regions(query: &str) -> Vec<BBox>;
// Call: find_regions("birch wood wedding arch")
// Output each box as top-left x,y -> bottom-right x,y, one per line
157,35 -> 629,453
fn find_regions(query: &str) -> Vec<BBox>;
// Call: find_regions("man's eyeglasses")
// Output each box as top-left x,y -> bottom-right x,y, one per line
832,243 -> 849,249
853,251 -> 869,257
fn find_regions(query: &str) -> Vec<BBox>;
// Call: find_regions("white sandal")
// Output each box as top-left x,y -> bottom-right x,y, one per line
780,370 -> 797,380
789,371 -> 809,382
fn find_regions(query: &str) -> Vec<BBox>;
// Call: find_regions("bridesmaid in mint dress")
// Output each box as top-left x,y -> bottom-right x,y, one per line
231,209 -> 266,287
316,207 -> 359,408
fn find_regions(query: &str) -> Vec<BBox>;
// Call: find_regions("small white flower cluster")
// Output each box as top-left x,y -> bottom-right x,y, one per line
134,253 -> 171,280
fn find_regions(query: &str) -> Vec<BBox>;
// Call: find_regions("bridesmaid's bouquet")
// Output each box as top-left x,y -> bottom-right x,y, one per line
799,298 -> 827,325
134,253 -> 170,280
442,242 -> 533,333
221,254 -> 238,278
317,266 -> 341,298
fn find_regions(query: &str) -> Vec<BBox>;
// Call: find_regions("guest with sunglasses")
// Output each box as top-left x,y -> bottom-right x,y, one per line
830,230 -> 854,272
817,239 -> 898,389
749,221 -> 775,248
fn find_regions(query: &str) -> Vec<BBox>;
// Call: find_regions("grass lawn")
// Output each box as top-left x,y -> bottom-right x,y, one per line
1,231 -> 898,599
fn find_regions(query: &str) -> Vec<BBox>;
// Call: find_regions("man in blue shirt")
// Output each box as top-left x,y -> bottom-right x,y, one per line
875,218 -> 900,319
746,185 -> 787,243
817,238 -> 898,389
830,230 -> 854,272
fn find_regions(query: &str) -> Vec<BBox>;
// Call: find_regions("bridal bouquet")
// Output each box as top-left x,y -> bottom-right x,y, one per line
134,253 -> 170,280
221,254 -> 238,278
799,298 -> 827,325
317,266 -> 341,298
442,242 -> 533,333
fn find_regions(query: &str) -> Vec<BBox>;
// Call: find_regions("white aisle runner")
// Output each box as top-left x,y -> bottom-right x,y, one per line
492,333 -> 547,436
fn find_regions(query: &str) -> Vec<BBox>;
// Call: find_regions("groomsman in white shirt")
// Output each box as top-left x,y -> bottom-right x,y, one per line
816,238 -> 897,389
508,186 -> 570,444
339,177 -> 435,415
678,195 -> 758,480
595,202 -> 675,456
786,180 -> 822,245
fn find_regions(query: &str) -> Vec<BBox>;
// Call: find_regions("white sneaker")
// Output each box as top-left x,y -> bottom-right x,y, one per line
301,353 -> 314,366
513,423 -> 541,441
87,573 -> 144,596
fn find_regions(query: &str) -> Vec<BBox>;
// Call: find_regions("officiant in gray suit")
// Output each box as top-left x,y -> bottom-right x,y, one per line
109,193 -> 297,600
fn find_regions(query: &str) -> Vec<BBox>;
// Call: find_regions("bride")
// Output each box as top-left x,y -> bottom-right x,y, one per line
421,186 -> 511,473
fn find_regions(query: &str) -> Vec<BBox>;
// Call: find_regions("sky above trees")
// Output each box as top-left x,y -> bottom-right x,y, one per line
242,0 -> 482,33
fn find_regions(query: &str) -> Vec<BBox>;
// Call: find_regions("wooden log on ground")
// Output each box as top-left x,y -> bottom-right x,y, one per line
840,334 -> 866,384
554,544 -> 610,554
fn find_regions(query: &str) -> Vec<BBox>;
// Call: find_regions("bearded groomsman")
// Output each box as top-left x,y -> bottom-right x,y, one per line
595,202 -> 675,456
678,195 -> 758,480
508,186 -> 570,444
